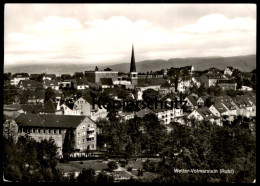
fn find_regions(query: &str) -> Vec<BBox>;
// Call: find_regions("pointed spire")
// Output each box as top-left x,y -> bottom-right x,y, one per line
95,66 -> 98,71
130,45 -> 136,72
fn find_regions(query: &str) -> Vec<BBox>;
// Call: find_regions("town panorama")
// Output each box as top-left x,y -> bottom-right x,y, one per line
3,4 -> 256,183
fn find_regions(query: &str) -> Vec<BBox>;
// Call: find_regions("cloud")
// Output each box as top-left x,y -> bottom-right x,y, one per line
177,14 -> 256,33
4,6 -> 256,66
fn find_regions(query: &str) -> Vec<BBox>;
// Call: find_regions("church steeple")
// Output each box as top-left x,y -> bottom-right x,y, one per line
130,45 -> 136,72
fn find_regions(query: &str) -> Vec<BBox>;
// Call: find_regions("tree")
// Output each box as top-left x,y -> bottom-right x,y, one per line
204,96 -> 215,107
44,87 -> 56,102
198,83 -> 207,97
142,89 -> 159,103
96,171 -> 114,183
107,161 -> 118,172
142,113 -> 167,154
77,168 -> 96,182
62,127 -> 75,160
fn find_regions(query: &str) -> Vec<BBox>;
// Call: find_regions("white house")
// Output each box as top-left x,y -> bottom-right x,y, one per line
188,107 -> 221,126
10,73 -> 30,86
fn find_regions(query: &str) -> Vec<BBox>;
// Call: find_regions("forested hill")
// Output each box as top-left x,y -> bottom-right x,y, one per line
4,54 -> 256,75
110,54 -> 256,73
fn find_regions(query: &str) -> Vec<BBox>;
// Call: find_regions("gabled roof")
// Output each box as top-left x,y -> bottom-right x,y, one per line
12,73 -> 29,78
217,79 -> 236,84
4,104 -> 22,111
203,73 -> 224,79
30,74 -> 41,79
44,74 -> 56,79
20,104 -> 43,114
186,95 -> 198,106
136,108 -> 154,118
137,77 -> 166,87
61,102 -> 75,110
44,79 -> 58,86
37,99 -> 58,113
100,78 -> 113,86
196,107 -> 219,120
193,76 -> 202,83
212,103 -> 228,113
160,93 -> 178,102
198,96 -> 209,102
14,113 -> 90,129
221,102 -> 236,110
77,77 -> 89,85
160,81 -> 171,88
18,80 -> 42,88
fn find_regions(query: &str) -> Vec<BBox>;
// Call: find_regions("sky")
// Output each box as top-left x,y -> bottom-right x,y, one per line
4,4 -> 256,66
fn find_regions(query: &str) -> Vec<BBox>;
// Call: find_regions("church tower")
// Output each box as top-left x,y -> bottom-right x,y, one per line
129,45 -> 138,85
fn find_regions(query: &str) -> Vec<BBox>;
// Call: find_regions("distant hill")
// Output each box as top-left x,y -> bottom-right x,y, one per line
110,54 -> 256,73
4,54 -> 256,75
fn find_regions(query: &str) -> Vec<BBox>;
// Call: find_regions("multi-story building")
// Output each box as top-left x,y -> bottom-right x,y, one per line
200,73 -> 225,87
217,79 -> 237,90
43,79 -> 59,91
10,73 -> 30,86
14,113 -> 97,154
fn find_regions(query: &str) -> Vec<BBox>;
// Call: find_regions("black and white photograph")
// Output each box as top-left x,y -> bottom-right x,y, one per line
3,3 -> 256,183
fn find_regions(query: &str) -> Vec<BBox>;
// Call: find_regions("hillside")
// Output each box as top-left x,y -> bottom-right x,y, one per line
110,54 -> 256,73
4,54 -> 256,75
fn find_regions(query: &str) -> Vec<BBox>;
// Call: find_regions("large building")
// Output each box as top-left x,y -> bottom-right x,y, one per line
85,66 -> 118,85
14,113 -> 97,154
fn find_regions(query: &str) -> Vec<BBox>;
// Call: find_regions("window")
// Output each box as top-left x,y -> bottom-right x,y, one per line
59,130 -> 61,134
82,139 -> 85,143
48,129 -> 51,134
32,129 -> 35,133
54,130 -> 56,134
43,129 -> 45,134
92,144 -> 94,148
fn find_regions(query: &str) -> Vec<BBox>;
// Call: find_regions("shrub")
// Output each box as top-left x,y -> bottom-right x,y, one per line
127,166 -> 133,171
107,161 -> 118,172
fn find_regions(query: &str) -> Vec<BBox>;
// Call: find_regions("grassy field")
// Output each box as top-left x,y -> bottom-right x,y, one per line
57,158 -> 160,181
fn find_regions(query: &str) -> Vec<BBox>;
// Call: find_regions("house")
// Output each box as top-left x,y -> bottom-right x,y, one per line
14,113 -> 97,154
4,104 -> 24,119
74,97 -> 93,116
180,65 -> 195,75
43,79 -> 59,91
152,106 -> 184,126
184,95 -> 198,111
217,79 -> 237,90
77,78 -> 89,90
209,102 -> 229,119
37,99 -> 62,115
224,66 -> 235,76
43,74 -> 56,81
135,107 -> 154,118
118,111 -> 135,121
60,102 -> 81,115
60,79 -> 77,89
30,74 -> 42,81
200,73 -> 225,87
10,73 -> 30,86
90,107 -> 108,121
182,76 -> 192,92
18,80 -> 43,90
191,77 -> 202,88
100,78 -> 114,89
188,107 -> 221,126
159,81 -> 174,96
28,95 -> 45,104
239,86 -> 253,91
231,98 -> 252,118
197,96 -> 208,107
